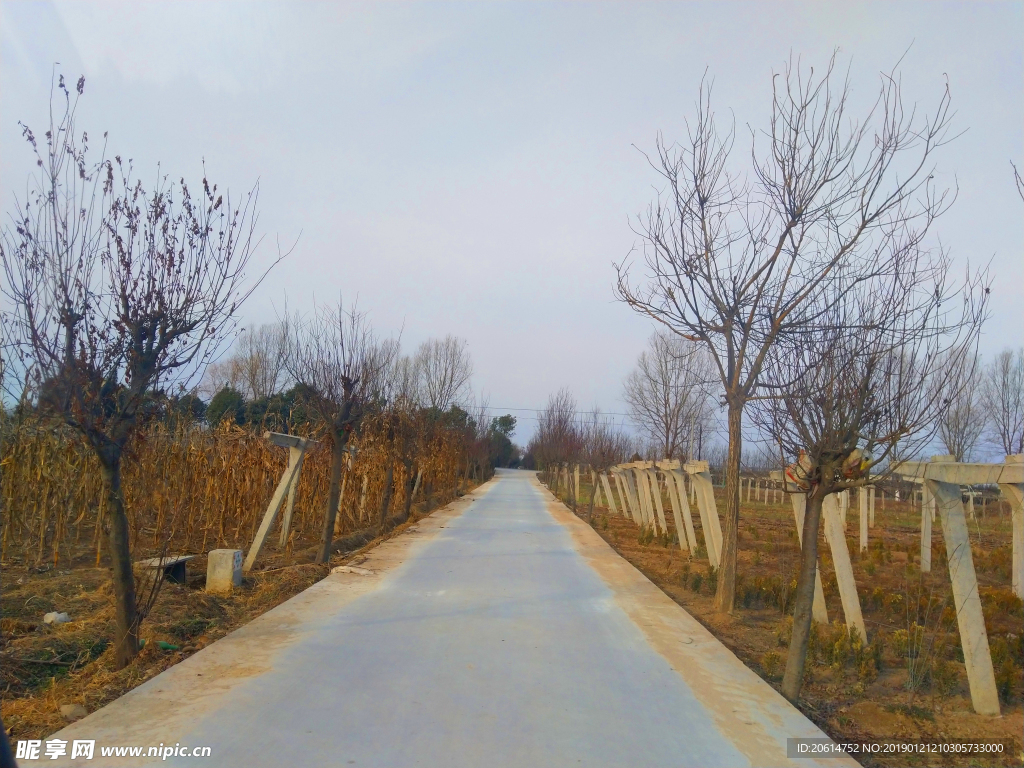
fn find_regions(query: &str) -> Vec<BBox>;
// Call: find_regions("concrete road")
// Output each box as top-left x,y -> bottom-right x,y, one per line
48,470 -> 855,767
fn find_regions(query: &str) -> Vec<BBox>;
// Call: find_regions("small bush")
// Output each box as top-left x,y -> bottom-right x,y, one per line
706,566 -> 718,595
931,658 -> 959,696
690,572 -> 704,593
762,650 -> 783,679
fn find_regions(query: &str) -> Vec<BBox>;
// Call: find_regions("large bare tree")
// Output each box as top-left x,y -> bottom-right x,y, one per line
615,54 -> 956,613
981,348 -> 1024,456
622,331 -> 714,460
286,301 -> 397,562
415,335 -> 472,412
0,76 -> 273,667
750,249 -> 987,702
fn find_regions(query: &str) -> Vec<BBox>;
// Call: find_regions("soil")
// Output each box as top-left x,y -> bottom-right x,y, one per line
570,481 -> 1023,768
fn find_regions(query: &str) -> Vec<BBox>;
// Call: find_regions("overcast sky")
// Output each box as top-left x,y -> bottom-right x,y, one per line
2,1 -> 1021,444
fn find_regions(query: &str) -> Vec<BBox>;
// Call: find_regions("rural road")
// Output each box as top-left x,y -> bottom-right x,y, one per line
48,469 -> 855,767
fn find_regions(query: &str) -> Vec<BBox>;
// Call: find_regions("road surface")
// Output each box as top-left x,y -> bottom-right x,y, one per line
47,469 -> 854,767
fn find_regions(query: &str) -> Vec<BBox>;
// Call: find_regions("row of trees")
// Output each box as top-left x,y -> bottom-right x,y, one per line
0,76 -> 518,671
936,348 -> 1024,461
609,52 -> 1011,702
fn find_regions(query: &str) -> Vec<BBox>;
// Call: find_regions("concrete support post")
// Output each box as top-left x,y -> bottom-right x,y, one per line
822,494 -> 867,641
839,490 -> 849,531
278,446 -> 305,547
927,479 -> 1001,715
921,482 -> 932,573
790,494 -> 828,624
635,468 -> 656,530
613,472 -> 634,523
646,469 -> 669,535
664,471 -> 689,551
999,480 -> 1023,599
574,465 -> 580,505
687,468 -> 723,569
599,473 -> 619,517
859,487 -> 868,553
669,471 -> 699,552
622,471 -> 643,525
868,486 -> 876,528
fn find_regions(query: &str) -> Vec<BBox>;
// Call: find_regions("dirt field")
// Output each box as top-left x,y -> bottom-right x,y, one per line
0,494 -> 465,741
567,477 -> 1023,768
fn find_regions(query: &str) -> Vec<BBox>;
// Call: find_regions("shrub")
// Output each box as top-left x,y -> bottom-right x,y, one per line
690,572 -> 704,593
762,650 -> 783,679
931,658 -> 959,696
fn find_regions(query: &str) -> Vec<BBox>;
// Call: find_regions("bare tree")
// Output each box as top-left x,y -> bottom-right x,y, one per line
981,348 -> 1024,456
0,76 -> 273,667
615,53 -> 956,613
935,353 -> 986,461
533,388 -> 583,500
750,248 -> 987,702
582,410 -> 633,522
623,331 -> 715,460
416,335 -> 472,411
236,322 -> 289,399
287,301 -> 398,562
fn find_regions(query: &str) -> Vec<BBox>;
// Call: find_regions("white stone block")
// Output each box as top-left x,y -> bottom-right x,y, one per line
207,549 -> 243,593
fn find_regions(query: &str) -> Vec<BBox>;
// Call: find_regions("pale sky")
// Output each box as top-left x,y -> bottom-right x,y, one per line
2,1 -> 1021,444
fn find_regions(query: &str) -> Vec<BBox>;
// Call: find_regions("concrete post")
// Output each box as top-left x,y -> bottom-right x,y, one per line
620,471 -> 643,525
599,473 -> 619,517
635,468 -> 656,530
927,479 -> 1001,715
669,471 -> 699,552
686,467 -> 723,569
664,471 -> 690,551
999,478 -> 1023,599
574,465 -> 581,505
921,482 -> 932,573
859,486 -> 868,553
278,446 -> 305,548
822,494 -> 867,641
244,452 -> 306,573
790,494 -> 829,625
207,549 -> 243,592
868,486 -> 875,528
646,469 -> 669,535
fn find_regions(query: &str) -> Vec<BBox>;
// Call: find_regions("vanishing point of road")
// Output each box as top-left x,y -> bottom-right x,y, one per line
50,470 -> 856,767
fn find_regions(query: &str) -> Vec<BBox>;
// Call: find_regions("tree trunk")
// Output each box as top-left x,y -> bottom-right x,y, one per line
377,464 -> 395,531
99,455 -> 140,669
715,401 -> 743,614
782,484 -> 827,702
317,430 -> 346,563
394,462 -> 416,527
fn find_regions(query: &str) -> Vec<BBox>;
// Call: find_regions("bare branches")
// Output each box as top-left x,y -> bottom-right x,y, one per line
615,51 -> 960,615
286,300 -> 398,433
622,332 -> 715,460
415,335 -> 473,412
981,348 -> 1024,456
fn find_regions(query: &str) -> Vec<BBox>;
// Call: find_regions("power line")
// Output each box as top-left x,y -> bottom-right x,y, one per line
468,405 -> 636,418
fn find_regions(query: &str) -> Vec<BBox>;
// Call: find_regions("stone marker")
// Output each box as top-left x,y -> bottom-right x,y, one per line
207,549 -> 243,593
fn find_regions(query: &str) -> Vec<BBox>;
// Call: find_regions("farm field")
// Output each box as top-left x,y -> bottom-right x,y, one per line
0,416 -> 479,740
556,475 -> 1024,768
